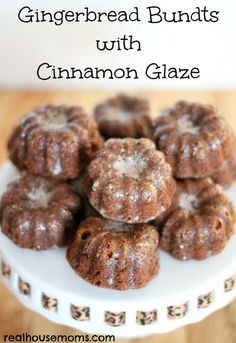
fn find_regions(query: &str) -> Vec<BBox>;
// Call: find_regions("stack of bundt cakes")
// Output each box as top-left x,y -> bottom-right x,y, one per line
0,96 -> 235,291
152,100 -> 236,260
68,137 -> 175,289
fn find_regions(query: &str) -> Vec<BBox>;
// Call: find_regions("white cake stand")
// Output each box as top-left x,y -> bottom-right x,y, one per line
0,162 -> 235,338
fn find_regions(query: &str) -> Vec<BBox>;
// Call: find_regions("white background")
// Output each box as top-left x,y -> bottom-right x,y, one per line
0,0 -> 235,89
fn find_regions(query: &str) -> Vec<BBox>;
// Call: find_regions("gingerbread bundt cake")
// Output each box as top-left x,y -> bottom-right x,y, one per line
67,217 -> 159,290
85,138 -> 176,223
155,178 -> 235,260
153,101 -> 234,178
0,173 -> 81,250
95,94 -> 153,139
8,104 -> 104,179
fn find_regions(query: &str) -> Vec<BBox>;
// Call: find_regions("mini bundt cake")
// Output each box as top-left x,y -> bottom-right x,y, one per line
0,173 -> 81,250
8,104 -> 104,179
153,101 -> 234,178
155,178 -> 235,260
94,94 -> 153,139
211,143 -> 236,188
67,217 -> 159,290
85,138 -> 176,223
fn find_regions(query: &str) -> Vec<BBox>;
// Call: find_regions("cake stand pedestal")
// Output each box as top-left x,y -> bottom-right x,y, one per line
0,162 -> 236,338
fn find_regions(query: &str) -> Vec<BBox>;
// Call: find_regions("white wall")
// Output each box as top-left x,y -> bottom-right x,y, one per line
0,0 -> 235,89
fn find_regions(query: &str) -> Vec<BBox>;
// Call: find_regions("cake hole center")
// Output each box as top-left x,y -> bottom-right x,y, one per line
81,232 -> 91,240
28,188 -> 52,208
113,156 -> 146,179
40,113 -> 68,131
177,115 -> 199,135
106,106 -> 134,123
179,192 -> 200,216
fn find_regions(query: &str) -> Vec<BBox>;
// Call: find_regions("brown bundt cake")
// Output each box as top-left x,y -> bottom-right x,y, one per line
153,101 -> 234,178
94,94 -> 153,139
85,138 -> 176,223
8,104 -> 104,179
155,178 -> 235,260
67,217 -> 159,290
211,142 -> 236,188
0,173 -> 81,250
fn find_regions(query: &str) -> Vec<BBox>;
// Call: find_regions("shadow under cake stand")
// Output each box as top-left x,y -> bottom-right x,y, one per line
0,161 -> 235,338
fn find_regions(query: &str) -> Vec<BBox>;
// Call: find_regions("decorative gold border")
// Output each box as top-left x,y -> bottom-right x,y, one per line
1,259 -> 235,325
